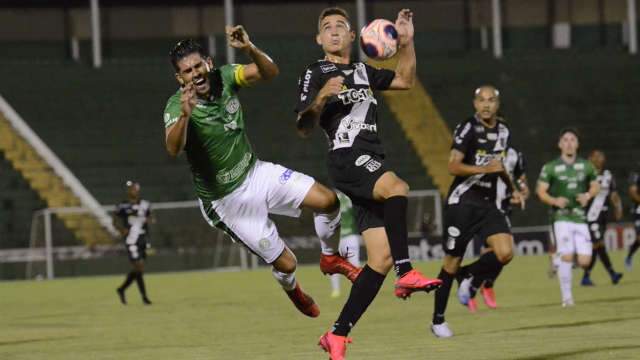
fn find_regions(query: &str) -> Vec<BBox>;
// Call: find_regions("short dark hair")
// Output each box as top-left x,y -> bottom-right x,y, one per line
318,7 -> 351,31
558,127 -> 580,141
169,39 -> 207,71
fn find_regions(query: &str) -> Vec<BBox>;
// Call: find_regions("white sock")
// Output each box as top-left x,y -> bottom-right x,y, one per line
330,274 -> 341,292
339,235 -> 361,267
557,260 -> 573,302
272,268 -> 296,291
314,209 -> 341,256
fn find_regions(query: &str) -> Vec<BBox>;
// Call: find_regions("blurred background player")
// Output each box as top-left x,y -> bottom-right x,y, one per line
329,191 -> 361,298
295,7 -> 441,358
536,128 -> 600,307
626,168 -> 640,270
432,85 -> 523,338
164,31 -> 357,318
114,181 -> 152,305
462,145 -> 529,311
581,150 -> 623,286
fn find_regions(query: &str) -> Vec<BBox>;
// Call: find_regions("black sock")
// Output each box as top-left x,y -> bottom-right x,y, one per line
585,247 -> 598,276
332,265 -> 386,336
467,252 -> 503,291
432,268 -> 455,325
483,265 -> 503,289
596,246 -> 615,274
628,240 -> 640,259
383,196 -> 413,277
120,271 -> 137,290
135,272 -> 148,298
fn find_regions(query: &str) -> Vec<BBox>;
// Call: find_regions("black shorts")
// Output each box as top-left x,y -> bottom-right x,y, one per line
588,217 -> 607,243
634,214 -> 640,235
125,236 -> 147,261
328,148 -> 388,233
443,204 -> 511,257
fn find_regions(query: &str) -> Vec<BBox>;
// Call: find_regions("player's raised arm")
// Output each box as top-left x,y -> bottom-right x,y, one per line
165,83 -> 196,157
388,9 -> 415,90
226,25 -> 279,85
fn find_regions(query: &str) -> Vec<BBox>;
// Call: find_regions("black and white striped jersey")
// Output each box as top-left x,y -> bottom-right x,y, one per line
586,169 -> 617,223
496,147 -> 526,212
115,200 -> 151,244
628,171 -> 640,215
446,116 -> 511,207
295,60 -> 395,155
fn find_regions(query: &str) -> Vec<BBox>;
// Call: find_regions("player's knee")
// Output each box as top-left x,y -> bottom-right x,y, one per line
369,254 -> 393,274
389,180 -> 409,197
495,249 -> 513,264
316,186 -> 339,212
277,260 -> 297,274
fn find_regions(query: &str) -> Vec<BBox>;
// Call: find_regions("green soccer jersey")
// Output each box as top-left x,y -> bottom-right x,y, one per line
163,64 -> 256,203
337,192 -> 357,237
538,157 -> 597,223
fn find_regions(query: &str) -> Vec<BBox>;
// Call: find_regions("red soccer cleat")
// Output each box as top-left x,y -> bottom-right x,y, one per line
467,298 -> 478,313
394,269 -> 443,299
320,254 -> 362,283
318,331 -> 352,360
481,287 -> 497,309
285,283 -> 320,318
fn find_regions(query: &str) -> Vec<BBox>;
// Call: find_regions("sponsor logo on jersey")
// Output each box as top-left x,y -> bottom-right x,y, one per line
447,226 -> 460,237
455,123 -> 471,144
478,138 -> 487,143
364,159 -> 381,172
300,69 -> 313,101
279,169 -> 294,184
225,97 -> 240,114
487,132 -> 498,140
555,164 -> 566,172
338,117 -> 377,133
474,125 -> 485,133
320,64 -> 338,73
216,152 -> 252,184
355,155 -> 371,166
337,88 -> 376,105
574,163 -> 584,170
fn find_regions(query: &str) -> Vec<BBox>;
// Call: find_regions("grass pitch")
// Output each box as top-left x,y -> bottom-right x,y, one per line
1,252 -> 639,359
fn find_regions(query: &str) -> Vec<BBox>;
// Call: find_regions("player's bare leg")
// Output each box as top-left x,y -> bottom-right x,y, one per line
301,182 -> 361,282
372,171 -> 442,295
272,248 -> 319,317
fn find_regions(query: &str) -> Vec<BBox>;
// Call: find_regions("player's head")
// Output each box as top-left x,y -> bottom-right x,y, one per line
589,149 -> 605,170
316,7 -> 355,57
473,85 -> 500,121
558,127 -> 580,157
126,180 -> 140,200
170,39 -> 214,96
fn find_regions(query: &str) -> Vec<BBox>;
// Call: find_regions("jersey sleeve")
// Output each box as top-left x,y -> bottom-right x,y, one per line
365,63 -> 395,91
585,162 -> 598,183
538,163 -> 553,184
220,64 -> 249,92
294,65 -> 322,114
163,94 -> 182,129
451,121 -> 474,154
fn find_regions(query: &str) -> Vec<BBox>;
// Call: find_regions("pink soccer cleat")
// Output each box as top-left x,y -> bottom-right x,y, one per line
481,287 -> 497,309
394,269 -> 442,299
320,254 -> 362,283
319,331 -> 352,360
285,283 -> 320,318
467,298 -> 478,313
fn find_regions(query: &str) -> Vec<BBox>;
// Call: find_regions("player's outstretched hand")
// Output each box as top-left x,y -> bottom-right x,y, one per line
395,9 -> 414,46
576,193 -> 591,207
180,83 -> 197,118
319,76 -> 344,101
483,158 -> 504,174
511,191 -> 526,210
554,197 -> 569,209
226,25 -> 252,51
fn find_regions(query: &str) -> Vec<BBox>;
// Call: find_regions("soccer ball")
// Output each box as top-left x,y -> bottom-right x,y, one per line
359,19 -> 398,60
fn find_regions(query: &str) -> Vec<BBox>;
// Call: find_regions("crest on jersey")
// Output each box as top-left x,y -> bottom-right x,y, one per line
225,97 -> 240,114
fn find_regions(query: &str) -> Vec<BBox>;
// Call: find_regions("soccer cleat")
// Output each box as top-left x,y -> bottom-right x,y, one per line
625,257 -> 633,271
610,272 -> 623,285
431,322 -> 453,338
580,275 -> 595,287
142,296 -> 152,305
481,287 -> 497,309
394,269 -> 442,299
116,288 -> 126,305
562,298 -> 575,308
467,298 -> 478,313
320,254 -> 362,283
457,277 -> 473,306
286,283 -> 320,318
318,331 -> 352,360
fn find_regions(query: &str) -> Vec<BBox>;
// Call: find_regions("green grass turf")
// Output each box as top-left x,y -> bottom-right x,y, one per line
1,252 -> 639,359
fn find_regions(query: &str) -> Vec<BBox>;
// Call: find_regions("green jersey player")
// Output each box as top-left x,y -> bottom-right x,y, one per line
329,191 -> 362,298
536,128 -> 600,307
163,30 -> 359,318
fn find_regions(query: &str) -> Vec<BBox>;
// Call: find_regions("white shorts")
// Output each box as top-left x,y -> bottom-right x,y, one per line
199,160 -> 315,264
553,221 -> 592,256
